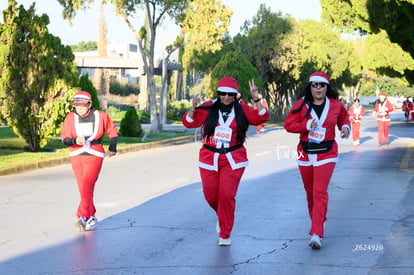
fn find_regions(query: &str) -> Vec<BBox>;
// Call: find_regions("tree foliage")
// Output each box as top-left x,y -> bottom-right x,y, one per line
79,74 -> 101,110
362,30 -> 414,77
235,4 -> 293,82
0,0 -> 79,151
70,41 -> 97,52
320,0 -> 414,82
181,0 -> 232,71
209,49 -> 261,100
58,0 -> 190,132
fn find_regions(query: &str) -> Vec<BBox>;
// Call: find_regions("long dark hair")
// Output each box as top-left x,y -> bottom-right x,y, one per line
198,96 -> 248,144
291,82 -> 339,118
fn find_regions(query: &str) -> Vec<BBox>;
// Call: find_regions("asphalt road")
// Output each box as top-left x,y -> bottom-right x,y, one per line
1,111 -> 413,275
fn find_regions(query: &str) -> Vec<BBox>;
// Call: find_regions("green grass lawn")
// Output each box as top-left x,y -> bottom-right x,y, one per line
0,126 -> 192,170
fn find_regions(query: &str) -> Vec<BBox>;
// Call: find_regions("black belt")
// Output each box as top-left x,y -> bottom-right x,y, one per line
203,144 -> 242,154
300,140 -> 334,154
90,139 -> 101,145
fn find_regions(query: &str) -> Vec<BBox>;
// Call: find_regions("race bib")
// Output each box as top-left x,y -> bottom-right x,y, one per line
308,127 -> 326,144
214,126 -> 232,143
77,122 -> 94,137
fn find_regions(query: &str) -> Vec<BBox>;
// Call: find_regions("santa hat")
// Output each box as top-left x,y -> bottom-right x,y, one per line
379,92 -> 386,97
73,91 -> 92,104
309,71 -> 330,84
217,76 -> 238,94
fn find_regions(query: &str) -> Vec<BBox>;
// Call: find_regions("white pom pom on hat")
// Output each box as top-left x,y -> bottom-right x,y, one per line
309,71 -> 330,84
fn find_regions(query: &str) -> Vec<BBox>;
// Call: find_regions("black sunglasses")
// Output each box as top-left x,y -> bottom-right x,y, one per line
310,82 -> 327,89
217,91 -> 236,97
73,102 -> 90,107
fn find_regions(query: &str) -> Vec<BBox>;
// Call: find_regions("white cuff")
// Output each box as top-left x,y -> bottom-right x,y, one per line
258,108 -> 266,115
185,112 -> 194,123
342,125 -> 351,132
306,119 -> 313,131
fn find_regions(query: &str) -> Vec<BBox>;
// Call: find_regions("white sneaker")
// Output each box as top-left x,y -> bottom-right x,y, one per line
76,217 -> 87,232
218,237 -> 231,246
85,216 -> 98,230
216,221 -> 220,234
308,234 -> 322,249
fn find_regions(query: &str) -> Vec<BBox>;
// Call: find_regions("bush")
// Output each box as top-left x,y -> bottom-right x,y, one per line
137,110 -> 150,124
110,80 -> 140,96
167,101 -> 192,121
119,107 -> 142,137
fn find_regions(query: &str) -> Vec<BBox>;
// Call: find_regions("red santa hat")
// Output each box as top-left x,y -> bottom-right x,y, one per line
73,91 -> 92,105
309,71 -> 330,84
217,76 -> 238,94
379,92 -> 386,97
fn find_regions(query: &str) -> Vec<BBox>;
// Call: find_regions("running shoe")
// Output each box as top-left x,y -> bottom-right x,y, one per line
85,216 -> 98,230
308,234 -> 322,249
218,237 -> 231,246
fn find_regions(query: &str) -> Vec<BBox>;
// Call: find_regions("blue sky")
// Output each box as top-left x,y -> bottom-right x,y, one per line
0,0 -> 321,53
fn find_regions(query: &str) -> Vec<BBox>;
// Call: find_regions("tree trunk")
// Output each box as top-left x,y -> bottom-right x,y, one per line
176,69 -> 183,100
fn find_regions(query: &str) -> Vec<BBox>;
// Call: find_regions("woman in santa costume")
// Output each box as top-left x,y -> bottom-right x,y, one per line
402,97 -> 413,121
373,92 -> 394,146
61,91 -> 118,231
253,93 -> 268,133
182,76 -> 269,246
284,72 -> 350,249
348,98 -> 365,145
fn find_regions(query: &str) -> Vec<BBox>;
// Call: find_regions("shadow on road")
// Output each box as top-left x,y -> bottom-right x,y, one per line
2,144 -> 414,274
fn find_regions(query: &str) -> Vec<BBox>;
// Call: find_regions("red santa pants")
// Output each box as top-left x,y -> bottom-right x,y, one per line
71,155 -> 104,219
377,120 -> 390,144
299,162 -> 336,238
199,154 -> 245,239
256,124 -> 265,132
351,122 -> 361,141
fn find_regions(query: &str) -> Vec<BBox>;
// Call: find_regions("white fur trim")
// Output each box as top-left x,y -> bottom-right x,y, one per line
217,86 -> 238,94
185,112 -> 194,123
74,94 -> 91,101
309,76 -> 329,84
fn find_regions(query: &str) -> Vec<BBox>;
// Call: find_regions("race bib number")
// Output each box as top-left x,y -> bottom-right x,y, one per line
214,126 -> 232,143
308,127 -> 326,144
77,122 -> 93,137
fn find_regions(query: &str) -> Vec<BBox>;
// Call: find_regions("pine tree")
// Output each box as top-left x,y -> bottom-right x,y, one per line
0,0 -> 79,151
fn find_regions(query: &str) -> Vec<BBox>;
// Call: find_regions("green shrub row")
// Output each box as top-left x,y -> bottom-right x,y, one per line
110,80 -> 140,96
167,101 -> 192,121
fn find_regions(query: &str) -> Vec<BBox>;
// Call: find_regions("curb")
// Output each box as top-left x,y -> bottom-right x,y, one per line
0,135 -> 198,177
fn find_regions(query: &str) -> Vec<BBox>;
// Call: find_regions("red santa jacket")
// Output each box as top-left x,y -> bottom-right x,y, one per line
182,99 -> 269,171
348,105 -> 365,124
61,109 -> 118,158
374,99 -> 394,122
284,97 -> 350,167
403,100 -> 413,112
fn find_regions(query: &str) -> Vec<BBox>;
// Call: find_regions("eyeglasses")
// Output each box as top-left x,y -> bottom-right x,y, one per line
310,82 -> 327,89
218,91 -> 236,97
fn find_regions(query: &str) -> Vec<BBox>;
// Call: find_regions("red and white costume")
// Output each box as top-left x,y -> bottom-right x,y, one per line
284,72 -> 350,239
254,94 -> 268,133
402,99 -> 413,121
348,104 -> 365,143
374,93 -> 394,144
182,77 -> 269,240
61,92 -> 118,221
